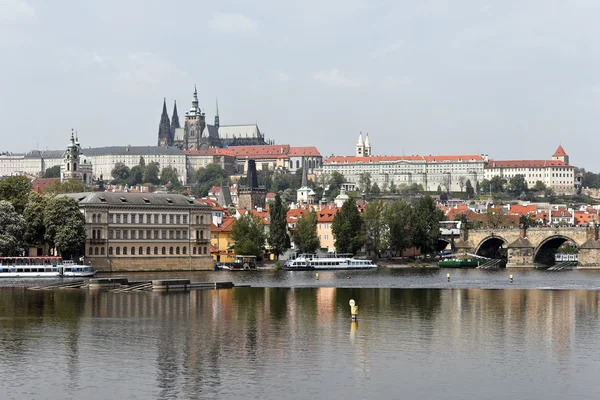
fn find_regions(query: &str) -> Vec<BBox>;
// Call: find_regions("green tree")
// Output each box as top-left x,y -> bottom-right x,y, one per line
160,166 -> 180,185
533,181 -> 547,192
54,215 -> 86,260
437,185 -> 442,194
192,163 -> 230,197
128,165 -> 144,186
332,197 -> 363,254
23,192 -> 47,246
294,210 -> 320,254
465,180 -> 475,199
458,176 -> 466,192
389,180 -> 397,194
230,214 -> 266,257
326,171 -> 345,200
45,180 -> 86,194
268,194 -> 290,258
143,162 -> 160,185
44,196 -> 85,254
411,195 -> 443,255
371,182 -> 381,196
111,162 -> 131,184
490,176 -> 506,193
385,200 -> 413,257
43,165 -> 61,178
0,200 -> 26,256
363,201 -> 387,257
480,179 -> 490,194
358,172 -> 372,199
0,175 -> 32,214
508,174 -> 528,195
476,181 -> 481,194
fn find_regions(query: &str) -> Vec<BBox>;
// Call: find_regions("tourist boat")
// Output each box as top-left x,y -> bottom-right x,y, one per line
283,253 -> 377,271
0,257 -> 97,278
438,253 -> 505,268
216,255 -> 258,271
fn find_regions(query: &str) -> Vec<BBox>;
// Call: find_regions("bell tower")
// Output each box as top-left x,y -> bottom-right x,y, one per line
184,85 -> 206,150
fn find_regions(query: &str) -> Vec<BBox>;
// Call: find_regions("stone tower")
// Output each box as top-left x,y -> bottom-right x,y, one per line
157,98 -> 171,147
170,100 -> 180,146
356,132 -> 365,156
552,145 -> 569,165
364,133 -> 371,156
61,130 -> 93,186
184,85 -> 207,150
238,160 -> 266,210
214,98 -> 220,129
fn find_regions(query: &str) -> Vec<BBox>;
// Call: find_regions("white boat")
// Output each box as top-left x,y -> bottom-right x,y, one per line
283,253 -> 377,271
0,257 -> 97,278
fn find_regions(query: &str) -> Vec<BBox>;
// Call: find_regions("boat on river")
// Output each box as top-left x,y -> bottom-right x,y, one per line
283,253 -> 377,271
438,253 -> 506,268
0,257 -> 97,278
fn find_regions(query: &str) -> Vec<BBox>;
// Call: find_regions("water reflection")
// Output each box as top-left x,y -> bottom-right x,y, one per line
0,288 -> 599,399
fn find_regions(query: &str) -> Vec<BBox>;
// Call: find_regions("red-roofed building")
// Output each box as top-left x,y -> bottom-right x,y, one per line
484,146 -> 575,194
317,205 -> 339,251
220,144 -> 322,175
31,178 -> 59,193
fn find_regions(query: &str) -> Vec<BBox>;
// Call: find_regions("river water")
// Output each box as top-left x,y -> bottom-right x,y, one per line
2,269 -> 600,399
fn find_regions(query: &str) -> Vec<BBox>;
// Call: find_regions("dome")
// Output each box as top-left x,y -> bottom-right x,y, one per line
80,154 -> 92,165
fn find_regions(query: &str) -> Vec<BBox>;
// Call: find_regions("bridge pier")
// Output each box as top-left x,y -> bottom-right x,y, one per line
506,238 -> 534,267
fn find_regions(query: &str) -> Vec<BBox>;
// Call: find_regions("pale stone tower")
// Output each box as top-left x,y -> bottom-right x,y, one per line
61,130 -> 93,186
184,85 -> 206,150
364,133 -> 372,156
356,132 -> 365,156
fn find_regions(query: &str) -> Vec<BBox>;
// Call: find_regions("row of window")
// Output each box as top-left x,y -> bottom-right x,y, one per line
92,213 -> 207,225
106,229 -> 206,240
90,246 -> 210,256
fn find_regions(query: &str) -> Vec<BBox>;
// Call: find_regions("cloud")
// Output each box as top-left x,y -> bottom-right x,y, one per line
274,71 -> 291,82
313,69 -> 367,88
212,12 -> 258,34
114,52 -> 188,92
0,0 -> 35,23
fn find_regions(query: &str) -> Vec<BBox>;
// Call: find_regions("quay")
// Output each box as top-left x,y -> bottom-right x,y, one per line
28,278 -> 235,293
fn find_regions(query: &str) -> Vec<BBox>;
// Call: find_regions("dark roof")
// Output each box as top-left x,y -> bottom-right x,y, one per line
81,146 -> 184,156
24,150 -> 64,159
61,192 -> 210,208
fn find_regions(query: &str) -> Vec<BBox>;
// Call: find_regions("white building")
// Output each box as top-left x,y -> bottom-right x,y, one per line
484,146 -> 575,194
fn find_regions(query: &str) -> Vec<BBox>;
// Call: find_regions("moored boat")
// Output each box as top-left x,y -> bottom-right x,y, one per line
62,261 -> 97,277
283,253 -> 377,271
0,257 -> 97,278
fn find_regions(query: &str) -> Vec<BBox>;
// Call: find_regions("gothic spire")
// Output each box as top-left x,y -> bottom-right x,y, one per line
170,100 -> 180,145
301,157 -> 308,187
214,98 -> 220,128
157,97 -> 171,146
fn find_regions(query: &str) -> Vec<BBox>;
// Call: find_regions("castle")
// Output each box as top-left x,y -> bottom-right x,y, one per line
157,86 -> 270,150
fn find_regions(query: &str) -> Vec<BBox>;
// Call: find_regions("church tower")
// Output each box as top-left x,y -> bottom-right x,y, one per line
364,133 -> 372,156
214,98 -> 220,129
356,132 -> 365,156
552,145 -> 569,165
170,100 -> 180,146
184,85 -> 206,150
157,98 -> 171,147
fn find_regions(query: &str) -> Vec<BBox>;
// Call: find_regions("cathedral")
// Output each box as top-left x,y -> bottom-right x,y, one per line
157,86 -> 270,150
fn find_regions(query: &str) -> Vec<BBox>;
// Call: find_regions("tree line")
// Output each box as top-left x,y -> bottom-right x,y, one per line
0,176 -> 85,259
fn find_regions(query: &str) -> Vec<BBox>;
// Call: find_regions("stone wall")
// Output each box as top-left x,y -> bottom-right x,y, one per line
91,256 -> 214,272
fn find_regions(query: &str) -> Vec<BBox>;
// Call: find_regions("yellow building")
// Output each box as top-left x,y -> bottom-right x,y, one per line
211,216 -> 236,262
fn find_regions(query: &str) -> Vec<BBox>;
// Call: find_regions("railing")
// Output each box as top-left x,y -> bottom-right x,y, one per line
89,238 -> 107,244
195,238 -> 210,244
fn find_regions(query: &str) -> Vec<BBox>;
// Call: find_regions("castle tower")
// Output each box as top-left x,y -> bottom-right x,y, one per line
184,85 -> 206,150
170,100 -> 180,146
157,98 -> 171,147
364,133 -> 371,156
552,145 -> 569,165
238,160 -> 266,210
61,130 -> 93,186
356,131 -> 365,156
214,98 -> 220,129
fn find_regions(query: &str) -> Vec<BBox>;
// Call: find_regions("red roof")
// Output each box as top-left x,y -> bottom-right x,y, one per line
212,216 -> 236,232
317,206 -> 339,222
31,178 -> 59,193
288,146 -> 321,157
553,145 -> 568,157
325,155 -> 484,164
507,204 -> 537,216
485,160 -> 569,168
225,145 -> 290,158
184,148 -> 235,156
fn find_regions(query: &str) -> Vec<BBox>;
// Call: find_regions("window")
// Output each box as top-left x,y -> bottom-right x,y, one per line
109,247 -> 113,255
200,230 -> 204,239
169,214 -> 174,224
169,247 -> 174,255
196,216 -> 199,224
183,247 -> 187,255
139,214 -> 144,223
162,215 -> 167,224
176,231 -> 181,239
146,214 -> 152,223
183,231 -> 187,239
203,246 -> 207,254
169,230 -> 174,239
116,230 -> 121,239
94,248 -> 99,255
89,247 -> 93,255
193,247 -> 197,255
162,247 -> 166,255
162,230 -> 167,239
176,247 -> 180,255
131,247 -> 135,255
131,214 -> 136,224
176,215 -> 181,224
131,230 -> 136,239
110,214 -> 115,223
101,247 -> 105,255
200,215 -> 204,224
154,230 -> 159,239
147,230 -> 152,239
146,247 -> 150,255
154,247 -> 158,255
183,215 -> 187,224
92,214 -> 97,223
116,247 -> 121,255
92,230 -> 97,239
139,230 -> 144,239
139,246 -> 143,254
123,230 -> 128,239
123,247 -> 127,255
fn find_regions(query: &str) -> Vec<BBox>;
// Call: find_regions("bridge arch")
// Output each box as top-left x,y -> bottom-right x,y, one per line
437,238 -> 451,252
533,235 -> 579,266
475,235 -> 508,259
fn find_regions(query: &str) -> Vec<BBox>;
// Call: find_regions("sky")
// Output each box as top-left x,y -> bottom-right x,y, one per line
1,0 -> 599,169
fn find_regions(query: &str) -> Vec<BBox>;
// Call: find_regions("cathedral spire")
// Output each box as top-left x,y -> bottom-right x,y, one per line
157,97 -> 171,147
214,98 -> 220,128
170,100 -> 180,145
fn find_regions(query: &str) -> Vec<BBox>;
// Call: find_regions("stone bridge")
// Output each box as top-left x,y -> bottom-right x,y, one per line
441,225 -> 600,267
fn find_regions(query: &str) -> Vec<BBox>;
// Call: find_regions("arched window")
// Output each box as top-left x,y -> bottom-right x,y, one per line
169,247 -> 174,255
123,247 -> 127,255
131,247 -> 135,255
162,247 -> 166,255
193,247 -> 197,255
296,160 -> 300,169
92,230 -> 96,239
139,247 -> 143,255
101,247 -> 105,255
94,247 -> 99,255
200,230 -> 204,239
196,215 -> 199,224
289,160 -> 293,169
203,246 -> 207,254
89,247 -> 93,255
109,247 -> 113,255
183,247 -> 187,255
154,247 -> 158,255
146,247 -> 150,255
92,214 -> 97,223
200,215 -> 204,224
176,247 -> 180,255
97,214 -> 102,223
73,162 -> 77,171
67,163 -> 70,171
116,247 -> 121,255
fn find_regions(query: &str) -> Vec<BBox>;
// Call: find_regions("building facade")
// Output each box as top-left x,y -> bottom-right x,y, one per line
66,192 -> 213,271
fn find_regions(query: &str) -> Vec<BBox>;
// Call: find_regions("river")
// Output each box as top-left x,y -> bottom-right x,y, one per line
1,269 -> 600,399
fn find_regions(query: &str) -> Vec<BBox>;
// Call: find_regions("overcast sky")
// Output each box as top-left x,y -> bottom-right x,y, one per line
1,0 -> 599,169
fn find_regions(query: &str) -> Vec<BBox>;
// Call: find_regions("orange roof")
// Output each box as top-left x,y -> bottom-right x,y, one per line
184,148 -> 235,156
286,208 -> 310,224
32,178 -> 59,193
212,216 -> 236,232
225,145 -> 290,158
553,145 -> 568,157
317,206 -> 339,222
325,155 -> 484,164
551,210 -> 572,217
288,146 -> 321,157
485,160 -> 569,168
507,204 -> 537,216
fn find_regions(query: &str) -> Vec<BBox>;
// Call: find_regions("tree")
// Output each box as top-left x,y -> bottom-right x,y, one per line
490,176 -> 506,193
465,180 -> 475,199
385,200 -> 413,257
230,214 -> 266,257
439,192 -> 449,202
437,185 -> 442,194
160,166 -> 180,185
23,192 -> 47,246
0,200 -> 26,256
389,180 -> 397,194
508,174 -> 528,195
268,194 -> 290,258
476,181 -> 481,194
143,162 -> 160,185
533,181 -> 547,192
44,196 -> 85,254
363,201 -> 387,257
458,176 -> 466,192
358,172 -> 372,199
0,175 -> 32,214
332,197 -> 363,254
43,165 -> 61,178
484,208 -> 505,228
45,180 -> 86,194
294,210 -> 320,254
326,171 -> 345,201
54,213 -> 86,260
442,173 -> 452,194
111,162 -> 131,184
128,165 -> 144,186
371,182 -> 381,196
192,163 -> 229,197
480,179 -> 490,194
411,195 -> 443,255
